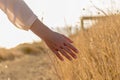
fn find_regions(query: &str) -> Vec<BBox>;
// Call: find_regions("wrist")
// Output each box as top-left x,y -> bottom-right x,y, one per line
30,18 -> 53,40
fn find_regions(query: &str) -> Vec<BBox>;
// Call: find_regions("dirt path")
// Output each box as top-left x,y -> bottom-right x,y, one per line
0,53 -> 59,80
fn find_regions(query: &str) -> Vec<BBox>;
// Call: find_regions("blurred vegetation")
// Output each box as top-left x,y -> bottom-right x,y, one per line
0,41 -> 48,62
53,14 -> 120,80
0,12 -> 120,80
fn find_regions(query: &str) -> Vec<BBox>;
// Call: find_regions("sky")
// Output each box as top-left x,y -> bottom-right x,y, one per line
0,0 -> 120,48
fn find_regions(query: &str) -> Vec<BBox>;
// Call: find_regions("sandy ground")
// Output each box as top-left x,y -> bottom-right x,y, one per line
0,53 -> 59,80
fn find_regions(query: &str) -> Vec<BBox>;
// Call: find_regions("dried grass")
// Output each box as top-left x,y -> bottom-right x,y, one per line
52,15 -> 120,80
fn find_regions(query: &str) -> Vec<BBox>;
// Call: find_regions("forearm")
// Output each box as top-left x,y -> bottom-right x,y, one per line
30,18 -> 53,40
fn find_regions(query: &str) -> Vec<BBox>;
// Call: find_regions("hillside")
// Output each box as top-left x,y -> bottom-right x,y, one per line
0,15 -> 120,80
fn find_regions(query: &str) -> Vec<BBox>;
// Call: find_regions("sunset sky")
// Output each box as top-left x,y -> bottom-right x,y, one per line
0,0 -> 120,48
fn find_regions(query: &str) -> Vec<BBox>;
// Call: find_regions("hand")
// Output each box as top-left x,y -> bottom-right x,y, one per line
30,19 -> 79,61
43,31 -> 79,61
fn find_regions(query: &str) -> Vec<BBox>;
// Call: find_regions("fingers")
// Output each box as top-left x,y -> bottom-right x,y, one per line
51,46 -> 78,61
63,35 -> 73,43
66,42 -> 79,53
59,49 -> 72,61
51,48 -> 64,61
51,42 -> 79,61
63,46 -> 77,59
63,35 -> 79,53
45,34 -> 79,61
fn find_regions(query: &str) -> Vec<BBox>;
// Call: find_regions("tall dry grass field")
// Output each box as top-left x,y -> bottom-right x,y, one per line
0,15 -> 120,80
51,15 -> 120,80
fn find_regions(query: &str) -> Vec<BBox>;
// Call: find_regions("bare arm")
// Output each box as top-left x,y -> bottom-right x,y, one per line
30,19 -> 79,61
0,0 -> 79,61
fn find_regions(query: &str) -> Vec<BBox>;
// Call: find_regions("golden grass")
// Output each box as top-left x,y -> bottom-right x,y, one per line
51,15 -> 120,80
0,14 -> 120,80
0,41 -> 46,62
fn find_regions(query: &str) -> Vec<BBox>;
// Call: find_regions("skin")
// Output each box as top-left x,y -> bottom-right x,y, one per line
30,18 -> 79,61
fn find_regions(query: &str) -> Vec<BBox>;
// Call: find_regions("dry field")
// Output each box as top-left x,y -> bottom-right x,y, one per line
0,14 -> 120,80
54,15 -> 120,80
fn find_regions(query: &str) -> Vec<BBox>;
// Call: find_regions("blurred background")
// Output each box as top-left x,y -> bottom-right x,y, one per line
0,0 -> 120,80
0,0 -> 120,48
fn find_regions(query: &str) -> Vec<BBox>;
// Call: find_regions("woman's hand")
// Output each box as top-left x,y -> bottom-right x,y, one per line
43,31 -> 79,61
30,19 -> 79,61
